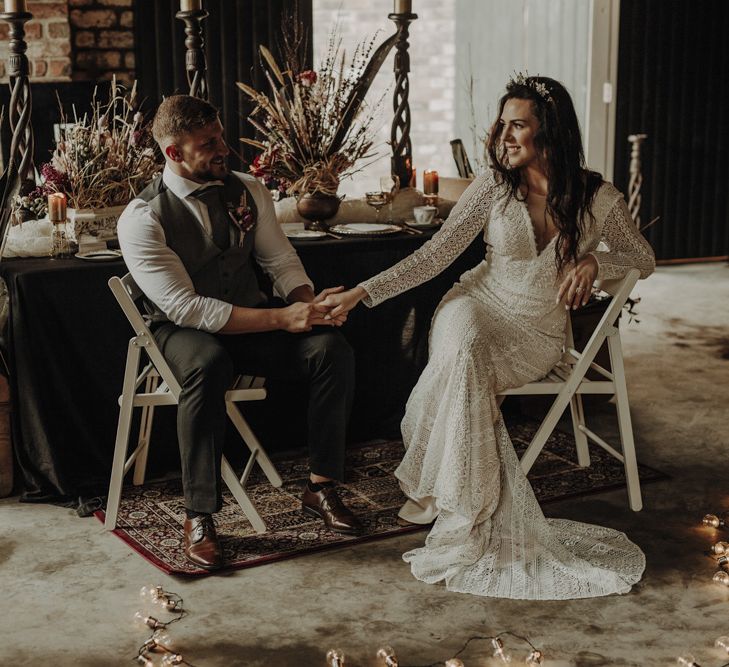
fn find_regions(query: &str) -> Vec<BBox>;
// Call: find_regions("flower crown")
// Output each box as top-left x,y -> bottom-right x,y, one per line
507,72 -> 553,102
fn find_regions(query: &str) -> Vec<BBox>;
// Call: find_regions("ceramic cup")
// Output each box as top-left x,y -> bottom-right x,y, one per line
412,205 -> 437,225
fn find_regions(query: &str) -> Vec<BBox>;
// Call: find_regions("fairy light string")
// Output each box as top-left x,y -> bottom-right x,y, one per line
133,585 -> 198,667
686,510 -> 729,667
326,631 -> 545,666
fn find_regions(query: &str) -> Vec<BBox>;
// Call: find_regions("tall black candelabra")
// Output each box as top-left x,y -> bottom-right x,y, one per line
176,7 -> 209,100
0,9 -> 34,191
388,10 -> 417,189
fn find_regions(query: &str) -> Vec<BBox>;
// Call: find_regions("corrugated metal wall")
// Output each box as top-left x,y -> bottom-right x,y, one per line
614,0 -> 729,260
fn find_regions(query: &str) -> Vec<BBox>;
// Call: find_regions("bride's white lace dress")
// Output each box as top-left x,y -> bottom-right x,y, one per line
359,172 -> 655,599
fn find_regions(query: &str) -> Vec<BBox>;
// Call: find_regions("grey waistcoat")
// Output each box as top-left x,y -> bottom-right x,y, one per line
137,174 -> 265,325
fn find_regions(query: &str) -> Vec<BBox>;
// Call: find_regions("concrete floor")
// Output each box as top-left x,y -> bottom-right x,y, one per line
1,263 -> 729,667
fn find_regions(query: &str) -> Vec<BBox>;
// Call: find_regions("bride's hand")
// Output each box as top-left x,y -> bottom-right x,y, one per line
320,286 -> 367,318
557,255 -> 598,310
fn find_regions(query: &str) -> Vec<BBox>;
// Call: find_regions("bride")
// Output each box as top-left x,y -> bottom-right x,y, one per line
322,75 -> 655,600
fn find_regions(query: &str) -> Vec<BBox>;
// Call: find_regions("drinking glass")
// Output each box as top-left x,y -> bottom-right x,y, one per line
365,191 -> 388,223
379,175 -> 400,222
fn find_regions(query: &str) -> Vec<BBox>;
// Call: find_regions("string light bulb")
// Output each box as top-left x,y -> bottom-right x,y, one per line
491,637 -> 513,663
715,636 -> 729,654
711,542 -> 729,555
526,649 -> 544,665
377,646 -> 399,666
152,630 -> 175,651
713,570 -> 729,586
677,656 -> 701,666
717,555 -> 729,571
133,611 -> 164,630
136,653 -> 154,667
703,514 -> 726,528
327,648 -> 346,667
160,654 -> 185,666
140,584 -> 164,601
444,660 -> 465,667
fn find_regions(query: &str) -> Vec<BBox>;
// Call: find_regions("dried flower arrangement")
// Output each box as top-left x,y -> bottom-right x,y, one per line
13,79 -> 162,222
237,23 -> 383,197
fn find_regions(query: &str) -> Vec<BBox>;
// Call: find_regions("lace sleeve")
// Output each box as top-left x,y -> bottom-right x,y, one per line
589,195 -> 656,281
359,173 -> 500,307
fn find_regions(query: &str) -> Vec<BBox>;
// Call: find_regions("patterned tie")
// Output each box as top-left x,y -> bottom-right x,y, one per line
192,186 -> 231,250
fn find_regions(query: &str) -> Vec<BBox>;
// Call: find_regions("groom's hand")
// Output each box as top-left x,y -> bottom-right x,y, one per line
314,286 -> 348,325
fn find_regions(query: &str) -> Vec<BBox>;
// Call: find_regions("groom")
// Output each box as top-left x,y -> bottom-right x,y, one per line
117,95 -> 361,570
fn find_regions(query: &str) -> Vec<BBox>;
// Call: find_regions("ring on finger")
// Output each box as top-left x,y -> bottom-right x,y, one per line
575,286 -> 584,293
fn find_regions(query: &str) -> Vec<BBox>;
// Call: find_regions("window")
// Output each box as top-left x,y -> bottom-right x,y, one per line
313,0 -> 619,197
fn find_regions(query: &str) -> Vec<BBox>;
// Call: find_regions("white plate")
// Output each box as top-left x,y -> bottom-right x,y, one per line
75,249 -> 123,261
406,218 -> 441,229
329,223 -> 401,236
284,230 -> 327,240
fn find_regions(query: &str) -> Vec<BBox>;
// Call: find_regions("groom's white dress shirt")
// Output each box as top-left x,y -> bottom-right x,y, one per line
118,166 -> 313,333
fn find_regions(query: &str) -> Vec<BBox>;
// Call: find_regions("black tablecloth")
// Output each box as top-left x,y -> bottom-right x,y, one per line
1,231 -> 484,501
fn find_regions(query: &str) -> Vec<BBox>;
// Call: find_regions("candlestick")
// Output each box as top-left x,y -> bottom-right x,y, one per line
176,2 -> 208,99
48,192 -> 66,222
0,5 -> 35,195
3,0 -> 27,13
388,10 -> 418,191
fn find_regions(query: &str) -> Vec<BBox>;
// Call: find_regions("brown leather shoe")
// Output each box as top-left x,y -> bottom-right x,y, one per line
302,484 -> 363,535
183,515 -> 223,571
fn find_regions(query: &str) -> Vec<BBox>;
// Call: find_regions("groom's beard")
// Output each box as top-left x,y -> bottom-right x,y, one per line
194,160 -> 229,182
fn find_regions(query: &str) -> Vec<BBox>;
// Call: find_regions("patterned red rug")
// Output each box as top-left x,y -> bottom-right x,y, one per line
96,421 -> 667,576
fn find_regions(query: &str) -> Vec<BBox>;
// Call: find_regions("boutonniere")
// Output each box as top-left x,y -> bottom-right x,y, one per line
227,192 -> 256,245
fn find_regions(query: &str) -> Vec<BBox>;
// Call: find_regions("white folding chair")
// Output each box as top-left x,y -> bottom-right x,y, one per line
105,273 -> 283,533
497,268 -> 643,511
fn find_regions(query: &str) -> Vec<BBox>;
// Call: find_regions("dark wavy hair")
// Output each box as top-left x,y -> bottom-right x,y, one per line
486,76 -> 603,274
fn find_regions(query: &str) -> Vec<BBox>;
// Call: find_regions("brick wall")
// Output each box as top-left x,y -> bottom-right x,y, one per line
0,0 -> 72,81
68,0 -> 134,83
0,0 -> 134,83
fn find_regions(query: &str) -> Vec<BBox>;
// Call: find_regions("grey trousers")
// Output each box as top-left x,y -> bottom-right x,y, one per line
154,323 -> 355,514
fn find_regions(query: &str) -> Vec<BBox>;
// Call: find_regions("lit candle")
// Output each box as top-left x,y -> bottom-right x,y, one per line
47,192 -> 66,222
394,0 -> 411,13
423,169 -> 439,195
3,0 -> 27,12
180,0 -> 201,11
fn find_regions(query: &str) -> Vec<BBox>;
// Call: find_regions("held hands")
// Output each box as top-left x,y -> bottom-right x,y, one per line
313,286 -> 349,326
279,286 -> 349,333
319,286 -> 367,319
557,255 -> 599,310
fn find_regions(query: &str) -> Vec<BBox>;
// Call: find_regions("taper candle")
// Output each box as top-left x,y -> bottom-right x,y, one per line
394,0 -> 411,14
180,0 -> 201,11
3,0 -> 27,13
48,192 -> 66,222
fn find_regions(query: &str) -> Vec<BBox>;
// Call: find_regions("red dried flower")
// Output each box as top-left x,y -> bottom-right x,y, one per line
297,70 -> 317,87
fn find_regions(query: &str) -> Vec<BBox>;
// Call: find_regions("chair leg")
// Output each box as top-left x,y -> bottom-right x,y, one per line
221,456 -> 267,534
226,401 -> 283,487
133,374 -> 157,486
106,343 -> 141,530
569,394 -> 590,466
608,334 -> 643,511
520,393 -> 574,474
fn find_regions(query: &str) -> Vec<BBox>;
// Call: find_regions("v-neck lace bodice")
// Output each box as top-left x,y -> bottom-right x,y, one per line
358,169 -> 655,600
